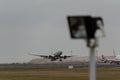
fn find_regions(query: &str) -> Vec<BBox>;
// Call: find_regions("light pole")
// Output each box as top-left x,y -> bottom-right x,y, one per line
67,15 -> 105,80
89,47 -> 96,80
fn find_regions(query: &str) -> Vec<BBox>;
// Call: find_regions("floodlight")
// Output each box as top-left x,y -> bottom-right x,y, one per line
67,16 -> 104,39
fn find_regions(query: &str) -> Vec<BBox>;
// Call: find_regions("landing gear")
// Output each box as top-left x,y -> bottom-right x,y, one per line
59,59 -> 62,61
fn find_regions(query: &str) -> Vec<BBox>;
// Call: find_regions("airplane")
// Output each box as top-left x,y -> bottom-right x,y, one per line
98,50 -> 120,64
29,50 -> 72,61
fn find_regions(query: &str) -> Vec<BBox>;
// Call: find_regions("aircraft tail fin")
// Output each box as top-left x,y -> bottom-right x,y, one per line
101,54 -> 108,63
113,49 -> 116,57
101,54 -> 106,60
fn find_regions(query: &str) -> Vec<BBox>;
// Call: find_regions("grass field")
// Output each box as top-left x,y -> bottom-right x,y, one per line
0,66 -> 120,80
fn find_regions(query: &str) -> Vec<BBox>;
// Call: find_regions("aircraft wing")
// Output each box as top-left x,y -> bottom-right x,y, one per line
29,53 -> 49,58
61,55 -> 72,59
62,55 -> 72,57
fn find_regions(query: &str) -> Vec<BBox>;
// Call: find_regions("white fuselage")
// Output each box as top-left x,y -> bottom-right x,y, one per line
115,55 -> 120,61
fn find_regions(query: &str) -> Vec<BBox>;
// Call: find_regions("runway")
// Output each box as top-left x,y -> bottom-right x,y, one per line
0,62 -> 120,67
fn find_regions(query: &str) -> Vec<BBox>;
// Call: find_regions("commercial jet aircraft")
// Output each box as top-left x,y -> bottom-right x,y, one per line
99,50 -> 120,64
29,50 -> 72,61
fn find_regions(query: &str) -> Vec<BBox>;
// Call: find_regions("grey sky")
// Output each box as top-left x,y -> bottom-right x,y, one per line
0,0 -> 120,63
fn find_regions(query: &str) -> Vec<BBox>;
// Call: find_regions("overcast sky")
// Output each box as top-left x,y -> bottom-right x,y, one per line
0,0 -> 120,63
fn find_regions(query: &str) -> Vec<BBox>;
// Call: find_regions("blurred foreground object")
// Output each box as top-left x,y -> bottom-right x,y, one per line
67,15 -> 105,47
67,15 -> 105,80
